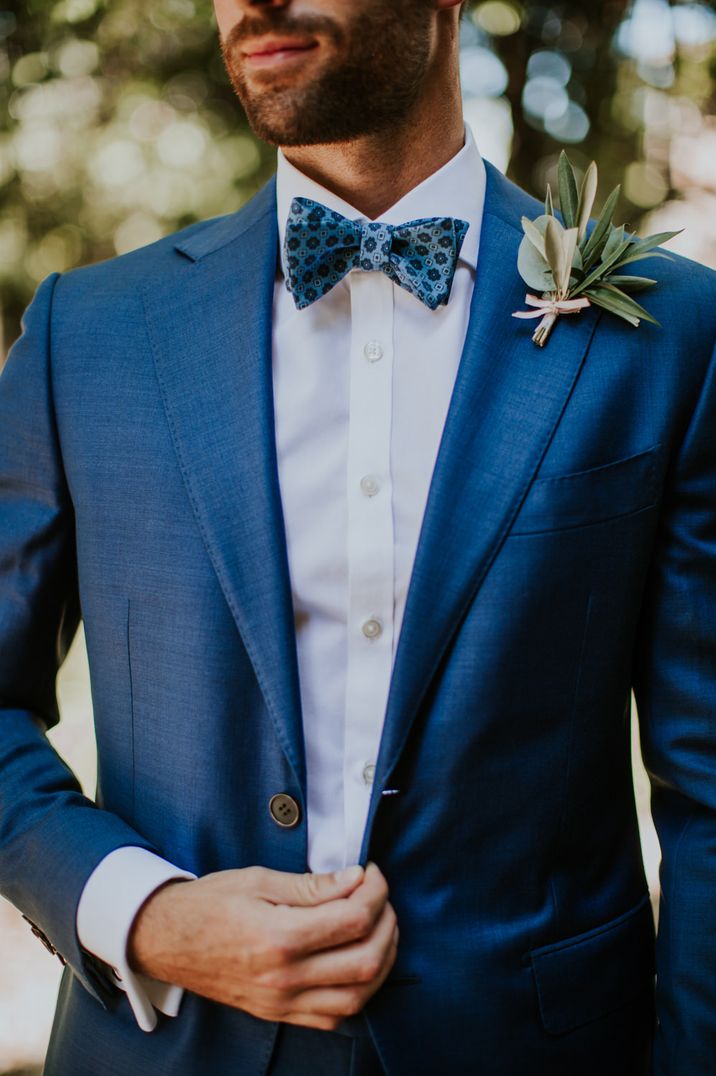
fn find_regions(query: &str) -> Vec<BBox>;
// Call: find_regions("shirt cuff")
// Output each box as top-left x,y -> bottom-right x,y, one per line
76,845 -> 198,1031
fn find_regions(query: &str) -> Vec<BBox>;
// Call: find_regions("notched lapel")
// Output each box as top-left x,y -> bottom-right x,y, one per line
360,160 -> 604,861
142,177 -> 308,797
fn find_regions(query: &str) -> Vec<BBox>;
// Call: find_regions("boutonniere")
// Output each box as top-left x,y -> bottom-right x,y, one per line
512,150 -> 683,347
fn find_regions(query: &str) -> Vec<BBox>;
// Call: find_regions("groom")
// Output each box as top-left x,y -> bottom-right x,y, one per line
1,0 -> 715,1073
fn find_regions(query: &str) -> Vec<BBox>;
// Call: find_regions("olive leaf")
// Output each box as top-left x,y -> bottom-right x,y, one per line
601,223 -> 625,262
576,161 -> 598,245
517,232 -> 556,291
544,218 -> 579,295
571,229 -> 637,296
561,228 -> 579,290
612,229 -> 683,268
544,216 -> 566,288
585,286 -> 641,326
557,150 -> 579,229
580,182 -> 621,269
521,214 -> 547,258
518,213 -> 582,294
603,273 -> 657,292
584,283 -> 662,326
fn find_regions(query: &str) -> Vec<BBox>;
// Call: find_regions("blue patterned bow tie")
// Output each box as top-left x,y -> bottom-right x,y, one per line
284,196 -> 469,312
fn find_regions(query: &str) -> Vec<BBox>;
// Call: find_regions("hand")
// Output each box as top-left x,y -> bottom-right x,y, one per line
127,861 -> 398,1031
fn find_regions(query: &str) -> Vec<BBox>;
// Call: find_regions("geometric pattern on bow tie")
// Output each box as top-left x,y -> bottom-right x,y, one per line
284,196 -> 470,312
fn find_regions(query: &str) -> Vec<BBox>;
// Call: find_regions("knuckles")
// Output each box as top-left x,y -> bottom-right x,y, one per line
300,872 -> 326,902
258,965 -> 296,992
340,988 -> 366,1016
355,955 -> 382,983
345,907 -> 374,937
268,938 -> 299,967
242,865 -> 266,887
246,934 -> 296,979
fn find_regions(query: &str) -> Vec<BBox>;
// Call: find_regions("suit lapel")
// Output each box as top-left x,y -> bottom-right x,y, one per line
142,177 -> 308,797
360,158 -> 603,860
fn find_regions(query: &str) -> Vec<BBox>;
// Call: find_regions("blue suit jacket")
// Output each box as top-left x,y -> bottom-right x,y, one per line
1,158 -> 715,1076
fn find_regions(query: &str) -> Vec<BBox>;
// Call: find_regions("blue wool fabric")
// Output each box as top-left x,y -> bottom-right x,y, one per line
284,196 -> 469,311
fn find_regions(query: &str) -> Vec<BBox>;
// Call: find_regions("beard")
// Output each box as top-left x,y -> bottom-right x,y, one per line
219,1 -> 435,146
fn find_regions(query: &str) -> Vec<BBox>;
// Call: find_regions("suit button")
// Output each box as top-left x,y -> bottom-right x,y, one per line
269,793 -> 301,828
21,914 -> 66,965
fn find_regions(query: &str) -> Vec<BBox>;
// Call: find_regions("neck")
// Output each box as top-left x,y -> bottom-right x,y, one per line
280,53 -> 464,219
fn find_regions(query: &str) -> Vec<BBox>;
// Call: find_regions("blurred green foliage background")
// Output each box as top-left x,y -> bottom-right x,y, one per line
1,0 -> 715,354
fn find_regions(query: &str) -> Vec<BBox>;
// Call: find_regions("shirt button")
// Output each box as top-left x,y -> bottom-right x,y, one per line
362,618 -> 382,640
363,341 -> 383,363
362,762 -> 376,786
360,474 -> 380,497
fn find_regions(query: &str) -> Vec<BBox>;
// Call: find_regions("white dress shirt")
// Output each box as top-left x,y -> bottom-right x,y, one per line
75,122 -> 487,1031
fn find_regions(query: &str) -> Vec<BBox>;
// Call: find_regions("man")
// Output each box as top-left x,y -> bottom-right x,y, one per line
1,0 -> 715,1072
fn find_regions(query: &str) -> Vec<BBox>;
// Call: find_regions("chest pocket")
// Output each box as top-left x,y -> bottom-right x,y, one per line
509,442 -> 663,536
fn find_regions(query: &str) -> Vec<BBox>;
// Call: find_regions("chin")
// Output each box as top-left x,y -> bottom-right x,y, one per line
243,121 -> 325,148
239,95 -> 324,146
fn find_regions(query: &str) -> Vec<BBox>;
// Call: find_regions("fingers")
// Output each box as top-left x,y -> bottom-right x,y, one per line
281,930 -> 398,1025
277,863 -> 391,957
274,1011 -> 344,1033
251,863 -> 365,907
278,900 -> 398,992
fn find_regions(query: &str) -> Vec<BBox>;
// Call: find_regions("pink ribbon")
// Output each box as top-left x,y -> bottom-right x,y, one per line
512,293 -> 591,319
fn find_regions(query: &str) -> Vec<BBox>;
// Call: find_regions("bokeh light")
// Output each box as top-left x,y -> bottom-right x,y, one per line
473,1 -> 523,36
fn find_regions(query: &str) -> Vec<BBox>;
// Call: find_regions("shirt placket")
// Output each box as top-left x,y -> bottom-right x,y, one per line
343,266 -> 395,869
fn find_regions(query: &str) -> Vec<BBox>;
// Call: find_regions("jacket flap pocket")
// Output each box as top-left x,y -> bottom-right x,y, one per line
529,894 -> 656,1035
511,443 -> 662,534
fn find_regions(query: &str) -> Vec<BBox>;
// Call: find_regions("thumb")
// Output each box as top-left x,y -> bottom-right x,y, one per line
262,865 -> 365,907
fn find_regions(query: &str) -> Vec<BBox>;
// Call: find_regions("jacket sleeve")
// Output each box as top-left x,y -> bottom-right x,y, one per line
0,272 -> 164,1010
631,329 -> 716,1074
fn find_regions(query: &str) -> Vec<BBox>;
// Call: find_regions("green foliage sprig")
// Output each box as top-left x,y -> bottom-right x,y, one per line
513,150 -> 683,346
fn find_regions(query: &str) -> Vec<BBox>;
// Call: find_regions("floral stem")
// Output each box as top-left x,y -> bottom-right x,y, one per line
532,311 -> 559,346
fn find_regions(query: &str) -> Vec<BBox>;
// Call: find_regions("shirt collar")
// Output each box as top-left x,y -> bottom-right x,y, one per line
275,121 -> 486,280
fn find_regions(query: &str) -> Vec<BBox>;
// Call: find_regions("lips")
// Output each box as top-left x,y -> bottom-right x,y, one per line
242,37 -> 318,61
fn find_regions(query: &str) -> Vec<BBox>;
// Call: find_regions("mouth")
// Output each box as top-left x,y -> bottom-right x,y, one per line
241,37 -> 319,70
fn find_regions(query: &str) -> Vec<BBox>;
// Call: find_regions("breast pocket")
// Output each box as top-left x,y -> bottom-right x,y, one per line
509,443 -> 663,536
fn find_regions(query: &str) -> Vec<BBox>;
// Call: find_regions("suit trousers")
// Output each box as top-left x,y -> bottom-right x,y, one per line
266,1012 -> 386,1075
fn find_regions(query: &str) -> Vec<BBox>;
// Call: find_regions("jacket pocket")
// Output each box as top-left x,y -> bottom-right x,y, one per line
528,893 -> 656,1035
510,443 -> 663,535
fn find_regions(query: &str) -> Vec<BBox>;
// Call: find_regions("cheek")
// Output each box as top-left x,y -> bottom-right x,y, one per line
212,0 -> 235,38
301,0 -> 361,23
